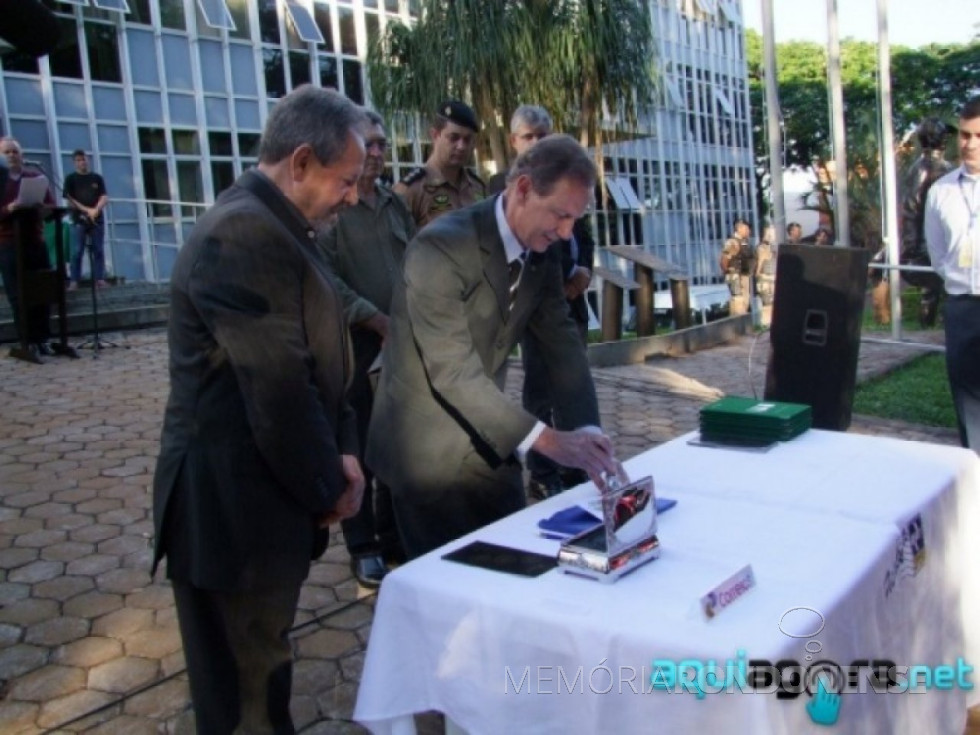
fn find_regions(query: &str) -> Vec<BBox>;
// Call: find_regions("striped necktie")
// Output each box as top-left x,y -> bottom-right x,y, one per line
508,253 -> 526,310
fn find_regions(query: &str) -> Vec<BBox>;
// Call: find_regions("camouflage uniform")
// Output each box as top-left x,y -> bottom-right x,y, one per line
720,232 -> 755,316
393,163 -> 486,229
755,241 -> 776,326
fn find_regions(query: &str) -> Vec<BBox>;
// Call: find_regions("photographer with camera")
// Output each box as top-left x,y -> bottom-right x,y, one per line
63,149 -> 108,291
719,217 -> 755,316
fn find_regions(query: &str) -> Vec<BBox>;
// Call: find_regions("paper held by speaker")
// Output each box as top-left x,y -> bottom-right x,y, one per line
13,175 -> 49,207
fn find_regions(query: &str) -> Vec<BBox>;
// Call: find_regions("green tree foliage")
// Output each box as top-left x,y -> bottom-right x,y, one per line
747,31 -> 979,248
367,0 -> 657,172
747,31 -> 979,170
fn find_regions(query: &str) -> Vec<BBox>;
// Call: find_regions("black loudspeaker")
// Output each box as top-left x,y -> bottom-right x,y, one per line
764,244 -> 869,431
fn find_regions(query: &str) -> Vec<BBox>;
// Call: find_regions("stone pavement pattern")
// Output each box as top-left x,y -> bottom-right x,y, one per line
0,327 -> 960,733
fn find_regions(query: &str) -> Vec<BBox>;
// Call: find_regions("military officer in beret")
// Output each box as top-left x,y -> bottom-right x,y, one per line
394,99 -> 486,228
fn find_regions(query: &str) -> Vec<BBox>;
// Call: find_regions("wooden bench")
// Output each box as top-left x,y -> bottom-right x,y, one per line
593,266 -> 639,342
605,245 -> 683,336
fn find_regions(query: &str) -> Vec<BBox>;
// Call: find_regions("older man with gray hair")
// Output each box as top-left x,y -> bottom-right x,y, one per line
487,104 -> 554,195
152,86 -> 367,733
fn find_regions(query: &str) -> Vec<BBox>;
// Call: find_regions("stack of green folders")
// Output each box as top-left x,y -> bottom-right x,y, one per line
699,396 -> 812,446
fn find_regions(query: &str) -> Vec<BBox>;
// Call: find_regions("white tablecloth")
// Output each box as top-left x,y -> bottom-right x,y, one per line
355,431 -> 980,735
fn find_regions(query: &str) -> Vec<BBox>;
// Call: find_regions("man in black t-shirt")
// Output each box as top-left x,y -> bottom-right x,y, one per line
63,149 -> 108,290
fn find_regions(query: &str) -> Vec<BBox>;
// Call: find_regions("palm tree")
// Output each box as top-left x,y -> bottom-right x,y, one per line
366,0 -> 658,174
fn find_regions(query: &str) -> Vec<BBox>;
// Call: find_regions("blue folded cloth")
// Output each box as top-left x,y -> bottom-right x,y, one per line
538,499 -> 677,539
538,506 -> 602,539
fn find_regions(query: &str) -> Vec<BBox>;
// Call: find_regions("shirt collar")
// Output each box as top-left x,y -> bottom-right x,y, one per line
494,194 -> 526,263
242,168 -> 318,242
354,181 -> 389,211
959,165 -> 980,183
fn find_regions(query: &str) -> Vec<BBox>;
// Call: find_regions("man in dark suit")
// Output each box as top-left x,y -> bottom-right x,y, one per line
489,105 -> 596,499
152,86 -> 367,734
367,135 -> 621,560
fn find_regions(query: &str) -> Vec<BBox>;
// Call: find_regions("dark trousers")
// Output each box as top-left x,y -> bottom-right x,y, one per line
70,220 -> 106,283
172,580 -> 301,735
0,240 -> 51,344
392,457 -> 526,560
522,314 -> 589,482
340,328 -> 399,557
944,296 -> 980,453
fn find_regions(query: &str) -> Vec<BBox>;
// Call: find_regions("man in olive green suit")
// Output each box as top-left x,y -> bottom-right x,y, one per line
367,135 -> 620,559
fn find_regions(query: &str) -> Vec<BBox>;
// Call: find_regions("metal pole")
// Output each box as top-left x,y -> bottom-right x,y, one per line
826,0 -> 850,247
760,0 -> 786,237
876,0 -> 903,341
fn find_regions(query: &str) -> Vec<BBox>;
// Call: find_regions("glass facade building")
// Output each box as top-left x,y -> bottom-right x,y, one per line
597,0 -> 758,288
0,0 -> 755,289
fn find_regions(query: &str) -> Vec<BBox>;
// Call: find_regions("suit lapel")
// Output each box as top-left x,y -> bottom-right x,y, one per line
476,197 -> 513,320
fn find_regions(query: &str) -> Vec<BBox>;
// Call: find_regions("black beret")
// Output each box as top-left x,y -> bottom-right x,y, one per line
438,99 -> 479,132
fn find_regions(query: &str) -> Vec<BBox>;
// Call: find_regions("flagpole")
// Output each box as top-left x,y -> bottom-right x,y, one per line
760,0 -> 786,238
826,0 -> 850,246
876,0 -> 902,339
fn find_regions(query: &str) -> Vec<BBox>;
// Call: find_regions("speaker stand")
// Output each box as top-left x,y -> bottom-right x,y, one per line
75,233 -> 119,358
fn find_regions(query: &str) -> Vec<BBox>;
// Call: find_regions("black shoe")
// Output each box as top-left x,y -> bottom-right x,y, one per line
380,542 -> 407,567
350,553 -> 388,589
528,477 -> 563,502
34,342 -> 54,356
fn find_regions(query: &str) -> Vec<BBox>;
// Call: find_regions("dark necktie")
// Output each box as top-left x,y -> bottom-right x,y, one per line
508,253 -> 525,311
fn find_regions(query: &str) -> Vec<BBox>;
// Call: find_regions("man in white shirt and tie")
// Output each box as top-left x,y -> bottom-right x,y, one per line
924,95 -> 980,453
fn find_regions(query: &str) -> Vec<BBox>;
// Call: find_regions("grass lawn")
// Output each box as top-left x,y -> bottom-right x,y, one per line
853,352 -> 957,428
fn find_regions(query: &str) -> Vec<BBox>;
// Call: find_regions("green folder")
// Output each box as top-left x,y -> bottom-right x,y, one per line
699,396 -> 812,444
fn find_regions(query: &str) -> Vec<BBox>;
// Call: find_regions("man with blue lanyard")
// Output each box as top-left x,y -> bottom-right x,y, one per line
924,95 -> 980,453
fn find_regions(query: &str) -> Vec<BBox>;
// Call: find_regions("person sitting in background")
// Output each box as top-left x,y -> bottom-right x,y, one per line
800,226 -> 834,245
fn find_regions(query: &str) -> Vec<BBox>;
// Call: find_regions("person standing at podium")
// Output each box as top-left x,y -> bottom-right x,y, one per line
63,149 -> 109,292
0,136 -> 54,357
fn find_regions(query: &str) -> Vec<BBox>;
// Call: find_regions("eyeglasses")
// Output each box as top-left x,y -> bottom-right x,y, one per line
366,138 -> 389,152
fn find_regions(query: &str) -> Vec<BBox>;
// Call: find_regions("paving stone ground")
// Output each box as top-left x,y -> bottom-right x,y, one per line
0,326 -> 964,734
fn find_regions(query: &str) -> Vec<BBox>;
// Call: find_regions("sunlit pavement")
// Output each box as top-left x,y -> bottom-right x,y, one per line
0,327 -> 961,733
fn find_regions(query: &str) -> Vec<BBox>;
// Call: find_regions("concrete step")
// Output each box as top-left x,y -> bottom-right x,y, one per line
0,280 -> 170,343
